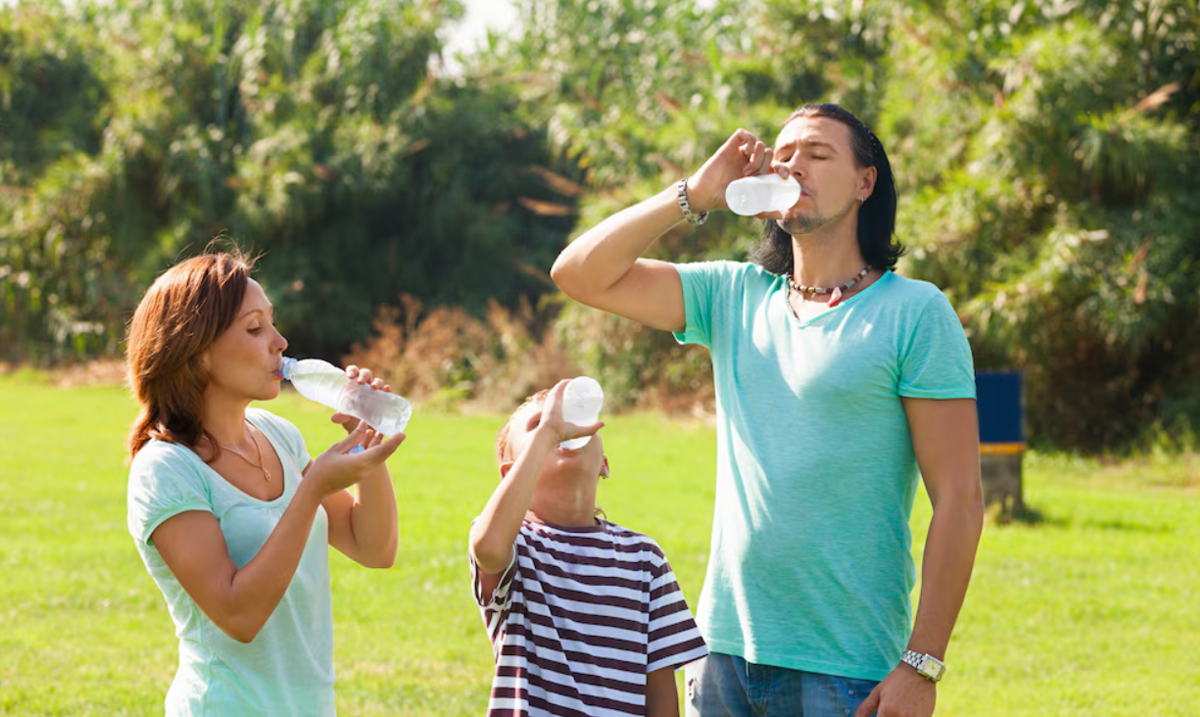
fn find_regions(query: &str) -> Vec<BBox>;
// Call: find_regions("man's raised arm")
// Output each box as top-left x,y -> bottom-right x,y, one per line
551,128 -> 775,332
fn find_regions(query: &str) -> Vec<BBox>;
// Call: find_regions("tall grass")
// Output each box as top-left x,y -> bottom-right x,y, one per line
0,374 -> 1196,715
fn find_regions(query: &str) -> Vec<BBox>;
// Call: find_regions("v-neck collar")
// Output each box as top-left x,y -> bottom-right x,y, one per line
782,270 -> 892,326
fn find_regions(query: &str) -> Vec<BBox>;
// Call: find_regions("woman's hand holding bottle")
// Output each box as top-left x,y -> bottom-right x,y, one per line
330,364 -> 388,434
303,421 -> 406,498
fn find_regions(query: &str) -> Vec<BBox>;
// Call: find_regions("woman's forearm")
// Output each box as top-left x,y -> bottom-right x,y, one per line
346,469 -> 399,568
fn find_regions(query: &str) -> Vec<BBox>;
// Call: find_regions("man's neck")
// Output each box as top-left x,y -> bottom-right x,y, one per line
791,233 -> 869,289
784,200 -> 869,288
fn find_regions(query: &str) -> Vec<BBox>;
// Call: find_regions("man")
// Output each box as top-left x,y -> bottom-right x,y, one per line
550,104 -> 984,717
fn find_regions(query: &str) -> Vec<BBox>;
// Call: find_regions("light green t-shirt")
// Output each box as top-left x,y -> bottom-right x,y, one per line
127,407 -> 335,716
673,262 -> 976,681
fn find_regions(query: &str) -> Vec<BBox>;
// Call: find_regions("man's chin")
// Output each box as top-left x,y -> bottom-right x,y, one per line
779,216 -> 815,236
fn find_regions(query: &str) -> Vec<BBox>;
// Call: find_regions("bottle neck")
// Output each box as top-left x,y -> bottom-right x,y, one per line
279,356 -> 296,381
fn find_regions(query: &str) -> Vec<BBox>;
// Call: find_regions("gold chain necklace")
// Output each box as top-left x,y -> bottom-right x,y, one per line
215,422 -> 271,482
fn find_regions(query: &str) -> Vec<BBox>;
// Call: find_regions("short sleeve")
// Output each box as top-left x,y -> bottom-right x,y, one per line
897,291 -> 977,400
646,548 -> 709,673
468,520 -> 518,609
127,443 -> 213,546
672,261 -> 735,348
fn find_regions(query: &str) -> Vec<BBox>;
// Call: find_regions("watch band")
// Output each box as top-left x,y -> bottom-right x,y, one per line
901,650 -> 946,682
676,178 -> 708,226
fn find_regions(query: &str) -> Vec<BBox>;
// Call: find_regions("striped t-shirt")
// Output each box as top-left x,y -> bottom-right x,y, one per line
470,518 -> 708,717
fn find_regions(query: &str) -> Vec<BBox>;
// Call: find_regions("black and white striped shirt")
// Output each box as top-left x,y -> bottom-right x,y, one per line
471,518 -> 708,716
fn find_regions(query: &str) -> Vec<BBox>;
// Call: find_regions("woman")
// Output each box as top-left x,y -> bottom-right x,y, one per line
125,250 -> 406,715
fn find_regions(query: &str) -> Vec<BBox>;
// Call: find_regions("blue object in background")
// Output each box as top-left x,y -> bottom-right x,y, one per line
976,371 -> 1023,453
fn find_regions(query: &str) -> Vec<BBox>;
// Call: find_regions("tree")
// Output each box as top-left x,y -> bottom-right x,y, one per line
0,2 -> 113,361
1,0 -> 581,361
471,0 -> 1200,450
881,0 -> 1200,450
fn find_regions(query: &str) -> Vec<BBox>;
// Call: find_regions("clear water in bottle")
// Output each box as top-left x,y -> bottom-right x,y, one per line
725,174 -> 802,216
279,357 -> 412,435
559,376 -> 604,450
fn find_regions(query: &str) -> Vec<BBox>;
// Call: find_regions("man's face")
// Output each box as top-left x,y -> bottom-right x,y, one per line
770,116 -> 875,236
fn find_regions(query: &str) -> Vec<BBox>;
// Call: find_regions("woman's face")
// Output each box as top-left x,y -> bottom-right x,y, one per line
204,279 -> 289,404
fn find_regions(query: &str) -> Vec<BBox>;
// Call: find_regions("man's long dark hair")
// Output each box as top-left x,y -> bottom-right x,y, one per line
752,104 -> 903,274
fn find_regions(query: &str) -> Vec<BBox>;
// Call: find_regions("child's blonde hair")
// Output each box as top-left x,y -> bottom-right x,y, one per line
494,388 -> 551,464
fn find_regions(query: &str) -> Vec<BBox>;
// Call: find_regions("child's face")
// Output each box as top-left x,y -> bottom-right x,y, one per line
506,398 -> 607,482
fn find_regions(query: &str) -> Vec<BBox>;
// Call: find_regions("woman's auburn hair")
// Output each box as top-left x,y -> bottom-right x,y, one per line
125,251 -> 254,459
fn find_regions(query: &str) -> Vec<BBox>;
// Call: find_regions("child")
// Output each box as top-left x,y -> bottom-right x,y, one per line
469,380 -> 708,717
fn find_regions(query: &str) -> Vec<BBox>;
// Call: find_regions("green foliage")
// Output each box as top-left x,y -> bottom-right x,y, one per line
479,0 -> 753,188
467,0 -> 1200,451
0,3 -> 107,182
0,3 -> 116,361
3,0 -> 1199,451
0,0 -> 579,361
889,2 -> 1200,450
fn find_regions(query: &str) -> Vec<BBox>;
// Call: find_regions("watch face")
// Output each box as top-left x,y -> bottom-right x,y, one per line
920,657 -> 945,681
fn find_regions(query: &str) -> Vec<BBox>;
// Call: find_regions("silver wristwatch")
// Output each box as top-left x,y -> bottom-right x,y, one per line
901,650 -> 946,682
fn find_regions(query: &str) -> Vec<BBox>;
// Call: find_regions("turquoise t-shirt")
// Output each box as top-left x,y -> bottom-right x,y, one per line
673,262 -> 976,681
127,407 -> 335,716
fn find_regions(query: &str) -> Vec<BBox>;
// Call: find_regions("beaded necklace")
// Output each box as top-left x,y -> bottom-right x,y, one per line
787,266 -> 870,308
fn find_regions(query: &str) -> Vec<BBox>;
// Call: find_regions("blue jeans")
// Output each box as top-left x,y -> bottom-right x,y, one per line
685,653 -> 879,717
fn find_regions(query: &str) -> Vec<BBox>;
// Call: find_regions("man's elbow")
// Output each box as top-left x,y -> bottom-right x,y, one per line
959,478 -> 986,533
967,490 -> 986,530
933,476 -> 985,528
549,258 -> 580,298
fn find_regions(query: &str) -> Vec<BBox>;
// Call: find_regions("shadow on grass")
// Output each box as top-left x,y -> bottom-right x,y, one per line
988,502 -> 1066,528
988,502 -> 1172,534
1075,517 -> 1174,534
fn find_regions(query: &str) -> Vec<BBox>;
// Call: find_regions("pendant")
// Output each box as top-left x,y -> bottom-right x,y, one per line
828,287 -> 844,307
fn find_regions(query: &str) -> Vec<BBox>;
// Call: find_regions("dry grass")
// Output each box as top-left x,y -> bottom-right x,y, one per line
342,294 -> 575,412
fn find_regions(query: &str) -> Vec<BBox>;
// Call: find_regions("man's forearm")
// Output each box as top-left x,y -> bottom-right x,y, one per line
908,489 -> 984,658
550,184 -> 682,296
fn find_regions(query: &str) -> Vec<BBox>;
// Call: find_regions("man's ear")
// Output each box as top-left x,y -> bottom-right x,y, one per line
600,456 -> 610,479
858,165 -> 878,201
499,461 -> 514,479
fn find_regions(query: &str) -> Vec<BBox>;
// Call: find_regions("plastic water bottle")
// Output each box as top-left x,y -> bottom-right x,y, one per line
559,376 -> 604,450
725,174 -> 802,216
279,356 -> 412,435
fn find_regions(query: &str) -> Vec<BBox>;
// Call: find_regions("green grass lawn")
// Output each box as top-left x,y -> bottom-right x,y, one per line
1,373 -> 1196,716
